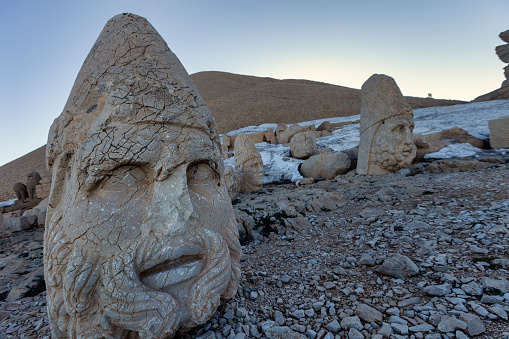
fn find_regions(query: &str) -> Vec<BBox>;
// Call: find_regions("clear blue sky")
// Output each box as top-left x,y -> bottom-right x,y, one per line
0,0 -> 508,166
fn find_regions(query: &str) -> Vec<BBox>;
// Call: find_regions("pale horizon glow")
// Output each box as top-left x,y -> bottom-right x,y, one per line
0,0 -> 508,167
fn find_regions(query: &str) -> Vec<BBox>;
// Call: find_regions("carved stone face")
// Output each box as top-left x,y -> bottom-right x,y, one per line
371,117 -> 416,172
45,122 -> 241,338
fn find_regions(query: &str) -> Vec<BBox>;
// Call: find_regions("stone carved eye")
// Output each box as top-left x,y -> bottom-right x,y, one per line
392,124 -> 406,134
91,165 -> 150,196
186,162 -> 221,189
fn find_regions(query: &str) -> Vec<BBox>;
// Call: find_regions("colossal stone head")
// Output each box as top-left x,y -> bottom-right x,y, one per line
356,74 -> 416,175
234,134 -> 264,192
44,13 -> 241,338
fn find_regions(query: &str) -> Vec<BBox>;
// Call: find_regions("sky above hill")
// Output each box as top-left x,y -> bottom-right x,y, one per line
0,0 -> 508,167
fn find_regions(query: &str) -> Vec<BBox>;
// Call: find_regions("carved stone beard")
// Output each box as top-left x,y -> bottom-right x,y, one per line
46,224 -> 239,339
371,131 -> 416,172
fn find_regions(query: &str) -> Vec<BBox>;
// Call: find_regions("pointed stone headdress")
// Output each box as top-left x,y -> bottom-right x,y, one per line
47,13 -> 219,167
359,74 -> 413,136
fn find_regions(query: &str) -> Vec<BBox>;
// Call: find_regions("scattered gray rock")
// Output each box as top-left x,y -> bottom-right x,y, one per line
377,254 -> 420,279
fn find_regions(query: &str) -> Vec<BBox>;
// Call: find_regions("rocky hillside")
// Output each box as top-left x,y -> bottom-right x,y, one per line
0,72 -> 465,201
190,71 -> 465,134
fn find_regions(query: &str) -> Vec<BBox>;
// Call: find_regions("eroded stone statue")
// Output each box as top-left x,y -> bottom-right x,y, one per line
44,13 -> 241,338
234,133 -> 264,192
356,74 -> 416,175
26,171 -> 42,200
13,182 -> 28,203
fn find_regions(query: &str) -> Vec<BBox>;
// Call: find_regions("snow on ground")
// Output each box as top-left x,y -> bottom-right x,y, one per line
0,198 -> 16,208
424,143 -> 481,159
224,100 -> 509,185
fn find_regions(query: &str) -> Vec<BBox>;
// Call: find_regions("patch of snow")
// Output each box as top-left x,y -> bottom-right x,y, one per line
413,99 -> 509,139
0,198 -> 16,208
424,143 -> 480,159
222,99 -> 509,185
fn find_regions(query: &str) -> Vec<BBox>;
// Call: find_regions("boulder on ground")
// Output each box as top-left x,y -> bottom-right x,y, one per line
22,197 -> 48,228
264,128 -> 277,144
299,152 -> 351,181
3,214 -> 37,232
290,131 -> 317,159
414,127 -> 486,161
377,254 -> 419,279
488,115 -> 509,148
317,121 -> 332,132
277,124 -> 306,144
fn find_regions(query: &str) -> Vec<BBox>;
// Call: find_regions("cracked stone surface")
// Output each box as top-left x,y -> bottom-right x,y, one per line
43,13 -> 241,338
357,74 -> 417,175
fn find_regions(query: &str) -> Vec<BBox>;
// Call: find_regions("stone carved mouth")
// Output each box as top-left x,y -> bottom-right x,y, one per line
138,243 -> 205,291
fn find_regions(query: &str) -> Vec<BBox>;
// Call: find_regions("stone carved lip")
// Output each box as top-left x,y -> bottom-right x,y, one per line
138,243 -> 205,291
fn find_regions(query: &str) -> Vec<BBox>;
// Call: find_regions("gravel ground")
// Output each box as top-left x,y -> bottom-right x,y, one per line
0,156 -> 508,339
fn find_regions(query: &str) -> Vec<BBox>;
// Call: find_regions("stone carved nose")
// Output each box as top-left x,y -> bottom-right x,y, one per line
145,165 -> 198,238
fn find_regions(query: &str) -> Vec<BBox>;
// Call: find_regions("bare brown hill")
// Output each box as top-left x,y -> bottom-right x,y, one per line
0,146 -> 50,201
0,72 -> 465,201
190,71 -> 465,133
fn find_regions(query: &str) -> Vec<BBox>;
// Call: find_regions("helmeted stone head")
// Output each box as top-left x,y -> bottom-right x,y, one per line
356,74 -> 416,175
44,13 -> 240,338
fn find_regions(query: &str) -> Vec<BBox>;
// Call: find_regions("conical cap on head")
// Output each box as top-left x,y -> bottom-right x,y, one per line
359,74 -> 412,135
47,13 -> 218,167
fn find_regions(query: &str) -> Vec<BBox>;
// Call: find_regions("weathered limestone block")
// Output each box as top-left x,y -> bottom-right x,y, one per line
264,128 -> 277,144
357,74 -> 416,175
234,133 -> 264,192
247,131 -> 265,144
0,213 -> 10,239
299,152 -> 351,181
290,131 -> 317,159
277,124 -> 306,144
44,13 -> 241,339
317,121 -> 332,132
488,115 -> 509,148
35,177 -> 51,199
23,197 -> 49,228
4,215 -> 37,232
26,171 -> 42,200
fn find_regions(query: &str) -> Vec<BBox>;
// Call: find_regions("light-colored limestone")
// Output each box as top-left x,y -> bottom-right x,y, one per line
44,13 -> 241,339
488,115 -> 509,148
234,134 -> 264,192
357,74 -> 416,175
299,152 -> 351,181
35,177 -> 51,200
290,131 -> 317,159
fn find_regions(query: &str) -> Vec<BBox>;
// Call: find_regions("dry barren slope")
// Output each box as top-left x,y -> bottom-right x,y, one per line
191,71 -> 465,134
0,146 -> 49,201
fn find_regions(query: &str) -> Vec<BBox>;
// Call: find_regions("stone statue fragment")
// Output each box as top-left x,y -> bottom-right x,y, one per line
13,182 -> 28,203
44,13 -> 240,338
356,74 -> 416,175
26,171 -> 42,200
234,133 -> 264,192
